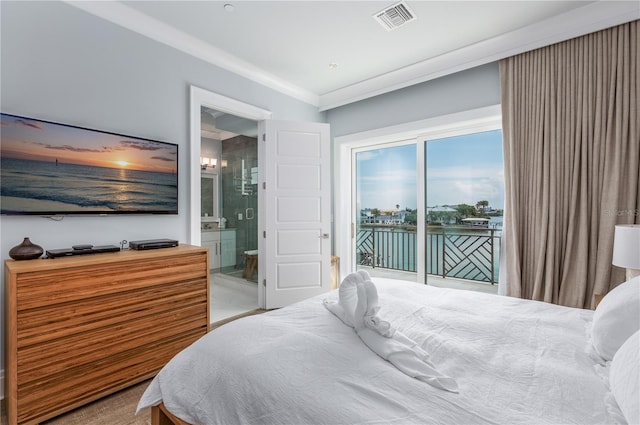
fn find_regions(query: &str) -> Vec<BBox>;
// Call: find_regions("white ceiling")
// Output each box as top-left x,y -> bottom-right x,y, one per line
67,0 -> 639,110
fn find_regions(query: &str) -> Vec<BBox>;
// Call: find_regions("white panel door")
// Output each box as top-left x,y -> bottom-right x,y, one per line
260,120 -> 331,309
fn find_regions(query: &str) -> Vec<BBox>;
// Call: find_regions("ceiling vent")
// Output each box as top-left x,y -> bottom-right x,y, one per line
373,1 -> 417,32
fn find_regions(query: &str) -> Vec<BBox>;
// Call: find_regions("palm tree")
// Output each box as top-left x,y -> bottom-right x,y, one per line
476,200 -> 489,215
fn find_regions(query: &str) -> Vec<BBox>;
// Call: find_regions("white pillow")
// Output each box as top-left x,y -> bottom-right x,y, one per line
591,276 -> 640,361
609,330 -> 639,425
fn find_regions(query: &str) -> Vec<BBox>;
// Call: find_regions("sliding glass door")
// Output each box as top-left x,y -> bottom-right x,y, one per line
354,141 -> 418,280
424,129 -> 504,285
351,127 -> 504,287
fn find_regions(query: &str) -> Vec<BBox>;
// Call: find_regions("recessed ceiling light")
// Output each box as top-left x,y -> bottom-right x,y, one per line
224,4 -> 235,12
328,62 -> 339,69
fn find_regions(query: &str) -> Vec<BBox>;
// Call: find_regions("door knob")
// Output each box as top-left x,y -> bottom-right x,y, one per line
321,233 -> 330,239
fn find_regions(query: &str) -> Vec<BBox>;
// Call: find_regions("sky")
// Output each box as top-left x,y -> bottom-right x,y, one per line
0,113 -> 177,173
357,143 -> 417,211
356,129 -> 505,211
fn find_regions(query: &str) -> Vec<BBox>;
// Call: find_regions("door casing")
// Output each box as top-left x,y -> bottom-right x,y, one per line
189,86 -> 272,307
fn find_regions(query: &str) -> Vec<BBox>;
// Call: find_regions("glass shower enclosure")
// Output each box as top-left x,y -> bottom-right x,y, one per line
220,135 -> 259,283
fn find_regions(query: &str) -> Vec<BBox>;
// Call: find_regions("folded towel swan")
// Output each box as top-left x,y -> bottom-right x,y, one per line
324,271 -> 459,393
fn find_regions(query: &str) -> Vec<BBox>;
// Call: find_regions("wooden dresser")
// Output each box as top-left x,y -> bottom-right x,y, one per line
4,244 -> 209,425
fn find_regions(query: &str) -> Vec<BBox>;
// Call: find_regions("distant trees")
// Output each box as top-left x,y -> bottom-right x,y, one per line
476,200 -> 489,215
361,201 -> 502,227
404,210 -> 417,224
455,204 -> 476,218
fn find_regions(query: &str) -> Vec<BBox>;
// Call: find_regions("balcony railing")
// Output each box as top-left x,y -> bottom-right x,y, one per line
356,224 -> 501,284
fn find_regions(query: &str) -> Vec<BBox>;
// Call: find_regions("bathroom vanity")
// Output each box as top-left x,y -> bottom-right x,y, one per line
201,228 -> 236,270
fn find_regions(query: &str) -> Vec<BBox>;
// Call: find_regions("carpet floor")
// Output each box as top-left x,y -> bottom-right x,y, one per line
0,379 -> 152,425
2,309 -> 266,425
41,380 -> 153,425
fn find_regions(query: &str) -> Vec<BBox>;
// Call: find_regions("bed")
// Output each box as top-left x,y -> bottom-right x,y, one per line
137,275 -> 640,425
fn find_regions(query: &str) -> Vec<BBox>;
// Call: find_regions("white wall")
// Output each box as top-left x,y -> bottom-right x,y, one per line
0,0 -> 324,383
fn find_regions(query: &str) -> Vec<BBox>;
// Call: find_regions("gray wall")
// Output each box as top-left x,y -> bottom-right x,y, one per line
0,0 -> 324,382
327,63 -> 500,138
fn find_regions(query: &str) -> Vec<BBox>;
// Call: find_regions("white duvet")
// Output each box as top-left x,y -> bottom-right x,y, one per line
138,278 -> 620,425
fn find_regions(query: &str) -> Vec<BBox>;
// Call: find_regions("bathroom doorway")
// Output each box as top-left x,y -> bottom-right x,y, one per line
201,106 -> 259,322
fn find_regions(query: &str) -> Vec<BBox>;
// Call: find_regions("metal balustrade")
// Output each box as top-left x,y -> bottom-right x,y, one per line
356,224 -> 501,284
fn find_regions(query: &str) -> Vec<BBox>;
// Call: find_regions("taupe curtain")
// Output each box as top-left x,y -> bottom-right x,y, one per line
500,20 -> 639,309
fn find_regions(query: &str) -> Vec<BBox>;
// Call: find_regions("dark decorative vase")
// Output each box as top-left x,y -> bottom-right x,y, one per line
9,237 -> 44,261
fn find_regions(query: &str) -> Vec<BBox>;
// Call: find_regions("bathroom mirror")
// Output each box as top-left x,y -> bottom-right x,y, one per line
201,172 -> 219,221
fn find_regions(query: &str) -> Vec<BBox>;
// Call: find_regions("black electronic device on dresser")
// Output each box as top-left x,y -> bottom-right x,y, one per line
46,244 -> 120,258
128,238 -> 179,250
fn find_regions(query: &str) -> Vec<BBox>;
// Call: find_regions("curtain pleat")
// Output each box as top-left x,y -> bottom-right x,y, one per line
500,20 -> 639,308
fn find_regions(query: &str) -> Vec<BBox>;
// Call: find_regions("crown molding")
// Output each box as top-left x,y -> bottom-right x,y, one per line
318,1 -> 640,111
64,1 -> 320,107
64,1 -> 638,112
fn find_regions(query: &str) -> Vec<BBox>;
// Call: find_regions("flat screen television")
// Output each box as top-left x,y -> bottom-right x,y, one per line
1,113 -> 178,215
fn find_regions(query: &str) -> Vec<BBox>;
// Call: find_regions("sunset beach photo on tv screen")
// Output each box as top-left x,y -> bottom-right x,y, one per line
0,113 -> 178,215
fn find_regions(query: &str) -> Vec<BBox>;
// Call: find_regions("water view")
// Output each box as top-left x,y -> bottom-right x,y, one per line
357,206 -> 502,284
1,157 -> 177,213
355,129 -> 504,285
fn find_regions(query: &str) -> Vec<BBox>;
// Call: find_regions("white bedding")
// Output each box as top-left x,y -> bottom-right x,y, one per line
138,278 -> 621,425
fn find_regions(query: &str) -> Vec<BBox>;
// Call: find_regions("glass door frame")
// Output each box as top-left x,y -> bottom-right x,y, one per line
333,105 -> 502,283
351,138 -> 423,281
419,126 -> 504,284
